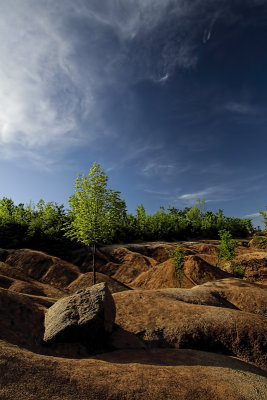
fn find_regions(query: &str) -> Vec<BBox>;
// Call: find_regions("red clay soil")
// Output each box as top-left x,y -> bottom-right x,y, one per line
113,288 -> 267,369
109,247 -> 156,285
131,256 -> 232,289
152,277 -> 266,312
196,278 -> 267,314
249,237 -> 267,250
0,261 -> 65,298
67,271 -> 131,294
131,259 -> 182,289
4,249 -> 81,289
234,252 -> 267,284
1,341 -> 266,400
0,242 -> 267,399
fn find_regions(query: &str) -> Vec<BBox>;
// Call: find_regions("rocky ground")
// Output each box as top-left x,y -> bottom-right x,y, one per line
0,239 -> 266,399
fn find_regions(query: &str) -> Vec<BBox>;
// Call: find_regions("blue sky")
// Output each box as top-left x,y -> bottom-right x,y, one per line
0,0 -> 266,227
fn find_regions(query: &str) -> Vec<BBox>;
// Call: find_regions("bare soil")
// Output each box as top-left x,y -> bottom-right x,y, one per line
0,240 -> 266,399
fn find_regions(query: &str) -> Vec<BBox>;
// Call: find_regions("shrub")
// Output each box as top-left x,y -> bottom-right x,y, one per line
217,230 -> 242,276
217,229 -> 238,263
231,263 -> 246,278
167,244 -> 186,287
253,234 -> 267,244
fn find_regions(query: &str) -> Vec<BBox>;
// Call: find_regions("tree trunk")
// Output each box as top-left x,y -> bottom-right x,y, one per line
92,243 -> 96,285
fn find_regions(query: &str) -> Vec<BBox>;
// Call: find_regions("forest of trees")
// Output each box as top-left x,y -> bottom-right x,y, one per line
0,162 -> 265,250
0,195 -> 255,249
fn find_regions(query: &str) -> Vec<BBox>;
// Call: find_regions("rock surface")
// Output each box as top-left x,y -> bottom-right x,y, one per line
43,283 -> 116,347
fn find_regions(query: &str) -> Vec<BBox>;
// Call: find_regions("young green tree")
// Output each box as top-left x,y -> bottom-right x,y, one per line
64,162 -> 126,284
167,244 -> 186,287
217,229 -> 245,277
217,230 -> 238,264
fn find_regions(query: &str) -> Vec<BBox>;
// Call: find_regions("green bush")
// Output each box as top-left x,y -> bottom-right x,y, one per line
217,229 -> 244,277
217,229 -> 238,262
253,234 -> 267,244
167,244 -> 186,287
231,263 -> 246,278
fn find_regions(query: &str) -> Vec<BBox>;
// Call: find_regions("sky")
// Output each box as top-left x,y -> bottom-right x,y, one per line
0,0 -> 266,227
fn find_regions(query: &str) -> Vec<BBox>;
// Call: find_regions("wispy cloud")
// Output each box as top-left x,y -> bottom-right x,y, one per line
139,157 -> 193,178
144,189 -> 170,196
243,212 -> 261,218
178,185 -> 233,205
224,102 -> 256,115
141,162 -> 175,178
0,2 -> 87,165
0,0 -> 263,168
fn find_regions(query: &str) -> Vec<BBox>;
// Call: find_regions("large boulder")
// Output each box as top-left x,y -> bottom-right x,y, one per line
43,283 -> 116,349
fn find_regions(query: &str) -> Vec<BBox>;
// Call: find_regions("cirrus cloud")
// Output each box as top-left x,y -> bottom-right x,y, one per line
0,0 -> 263,167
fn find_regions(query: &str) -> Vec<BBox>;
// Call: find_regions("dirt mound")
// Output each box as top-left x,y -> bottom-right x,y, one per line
1,242 -> 267,399
184,243 -> 218,255
67,272 -> 131,293
0,260 -> 34,282
132,256 -> 232,289
141,245 -> 175,263
65,246 -> 110,273
0,261 -> 66,298
131,259 -> 180,289
108,247 -> 156,285
8,280 -> 46,296
234,252 -> 267,284
157,278 -> 267,314
0,273 -> 14,289
249,236 -> 267,250
0,288 -> 45,351
1,341 -> 266,400
4,249 -> 81,289
113,289 -> 267,369
184,255 -> 232,284
197,278 -> 267,314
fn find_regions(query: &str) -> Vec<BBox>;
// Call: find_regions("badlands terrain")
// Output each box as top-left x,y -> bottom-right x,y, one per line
0,238 -> 266,399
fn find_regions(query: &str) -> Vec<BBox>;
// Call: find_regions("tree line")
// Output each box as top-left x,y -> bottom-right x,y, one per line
0,163 -> 260,251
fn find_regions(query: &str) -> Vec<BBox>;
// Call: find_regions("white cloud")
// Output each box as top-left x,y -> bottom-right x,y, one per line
178,185 -> 233,205
224,102 -> 256,115
243,212 -> 261,218
179,187 -> 217,201
0,1 -> 98,165
141,162 -> 175,177
0,0 -> 261,167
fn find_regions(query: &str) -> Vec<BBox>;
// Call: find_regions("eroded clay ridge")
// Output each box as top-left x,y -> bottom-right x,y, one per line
0,241 -> 266,399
